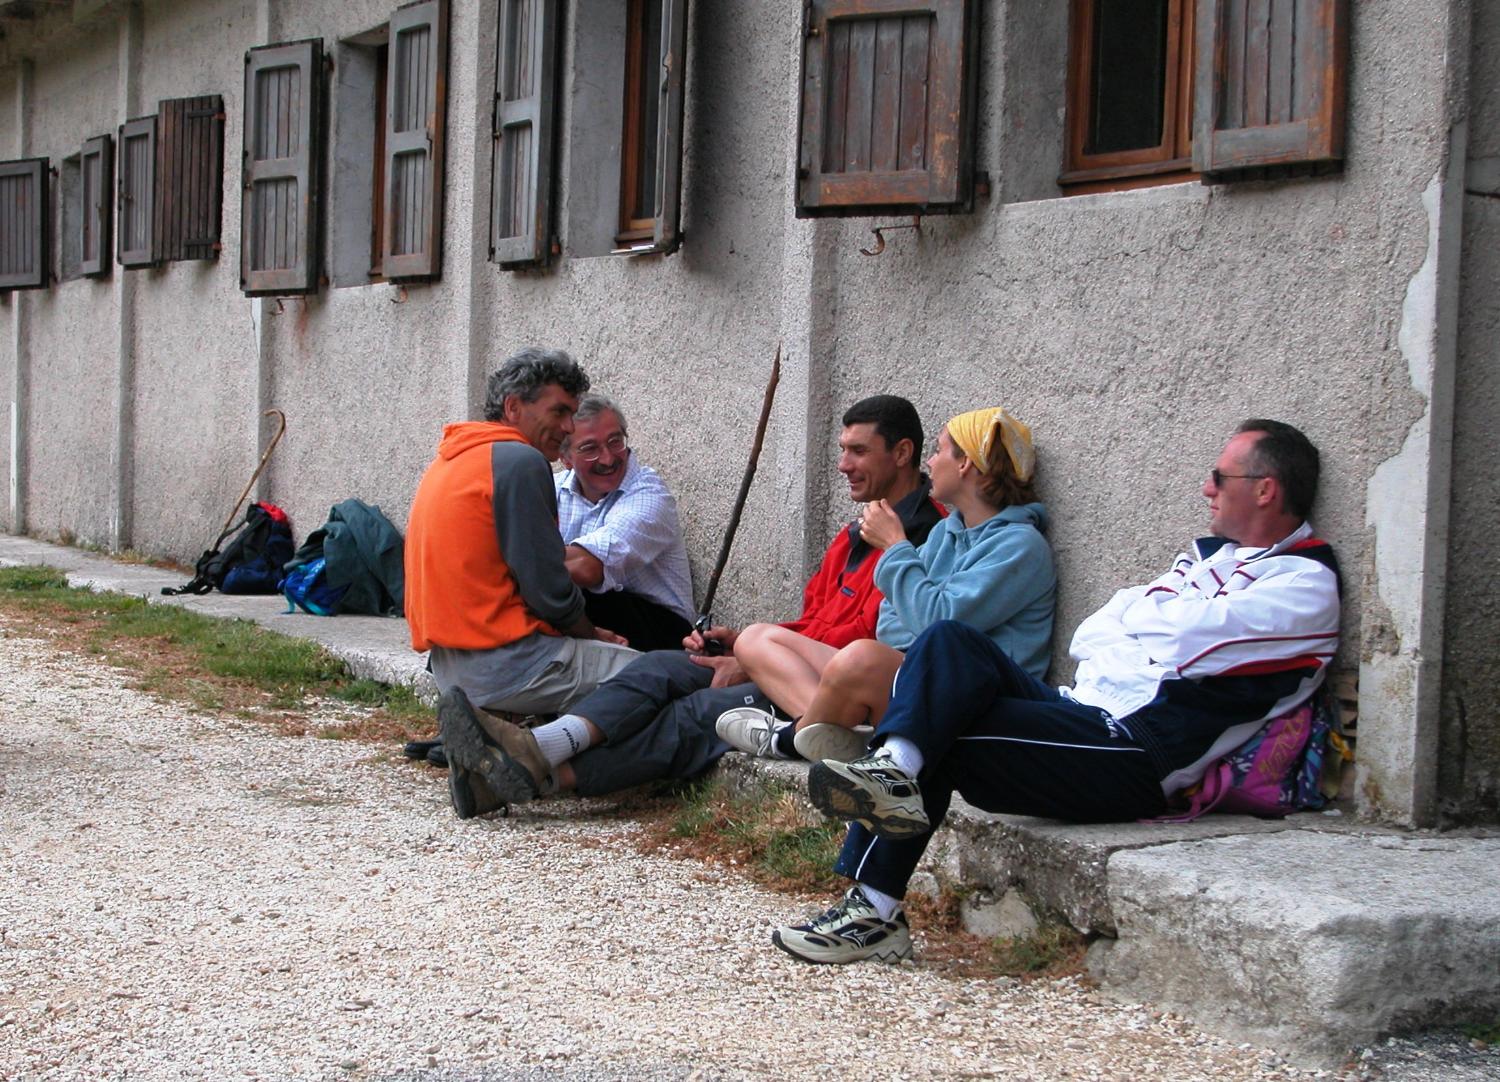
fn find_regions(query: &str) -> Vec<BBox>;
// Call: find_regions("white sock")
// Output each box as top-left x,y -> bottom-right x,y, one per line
857,883 -> 903,921
880,735 -> 924,776
530,714 -> 592,767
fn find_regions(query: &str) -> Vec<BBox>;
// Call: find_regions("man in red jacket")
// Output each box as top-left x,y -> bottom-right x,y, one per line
439,394 -> 945,810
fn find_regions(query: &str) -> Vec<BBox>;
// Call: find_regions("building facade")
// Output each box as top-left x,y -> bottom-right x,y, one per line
1,0 -> 1495,824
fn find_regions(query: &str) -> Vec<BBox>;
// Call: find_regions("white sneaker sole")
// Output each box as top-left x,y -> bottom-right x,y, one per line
792,722 -> 872,764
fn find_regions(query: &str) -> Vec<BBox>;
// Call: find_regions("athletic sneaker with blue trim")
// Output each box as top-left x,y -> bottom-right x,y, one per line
772,886 -> 913,965
808,749 -> 930,838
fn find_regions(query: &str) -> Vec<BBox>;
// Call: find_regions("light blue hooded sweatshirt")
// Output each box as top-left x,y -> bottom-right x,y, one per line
874,501 -> 1056,678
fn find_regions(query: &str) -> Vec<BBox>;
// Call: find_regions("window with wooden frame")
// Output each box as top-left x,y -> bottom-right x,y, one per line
241,38 -> 324,296
518,0 -> 687,263
155,95 -> 225,261
114,97 -> 225,268
795,0 -> 981,219
613,0 -> 687,253
1062,0 -> 1348,193
79,135 -> 113,278
1062,0 -> 1195,191
370,41 -> 390,279
0,158 -> 49,292
381,0 -> 449,281
490,0 -> 561,267
616,0 -> 663,245
117,115 -> 156,267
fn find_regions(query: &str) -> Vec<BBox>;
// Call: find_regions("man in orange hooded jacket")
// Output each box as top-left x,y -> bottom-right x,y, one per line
405,347 -> 640,816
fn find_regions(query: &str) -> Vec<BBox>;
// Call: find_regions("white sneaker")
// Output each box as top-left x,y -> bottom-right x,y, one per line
792,722 -> 873,764
772,886 -> 913,965
715,706 -> 789,758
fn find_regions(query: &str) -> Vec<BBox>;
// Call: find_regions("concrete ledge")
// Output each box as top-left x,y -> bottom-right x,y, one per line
715,748 -> 1321,934
0,535 -> 435,701
1093,831 -> 1500,1065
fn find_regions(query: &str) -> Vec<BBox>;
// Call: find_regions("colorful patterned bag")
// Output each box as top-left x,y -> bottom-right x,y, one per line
1155,685 -> 1336,821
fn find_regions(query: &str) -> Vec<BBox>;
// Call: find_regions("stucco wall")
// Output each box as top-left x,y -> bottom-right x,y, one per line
0,0 -> 1488,821
809,0 -> 1442,690
1442,0 -> 1500,823
20,20 -> 121,547
1,65 -> 17,535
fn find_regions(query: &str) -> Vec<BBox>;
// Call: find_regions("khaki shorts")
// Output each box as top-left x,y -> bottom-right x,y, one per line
478,637 -> 639,717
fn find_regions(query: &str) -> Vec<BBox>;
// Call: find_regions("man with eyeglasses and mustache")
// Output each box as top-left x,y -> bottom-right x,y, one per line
555,393 -> 695,652
771,419 -> 1344,966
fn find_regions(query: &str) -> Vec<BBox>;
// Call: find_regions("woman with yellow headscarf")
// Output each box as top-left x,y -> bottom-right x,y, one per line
720,406 -> 1056,765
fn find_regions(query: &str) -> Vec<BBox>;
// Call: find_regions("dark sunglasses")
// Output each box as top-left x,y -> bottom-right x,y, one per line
1210,469 -> 1266,486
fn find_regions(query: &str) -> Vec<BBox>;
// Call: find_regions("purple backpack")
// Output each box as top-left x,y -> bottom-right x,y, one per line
1154,687 -> 1334,822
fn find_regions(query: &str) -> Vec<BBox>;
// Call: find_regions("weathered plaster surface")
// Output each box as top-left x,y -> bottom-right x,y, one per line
1441,0 -> 1500,823
1,67 -> 18,535
1358,170 -> 1456,825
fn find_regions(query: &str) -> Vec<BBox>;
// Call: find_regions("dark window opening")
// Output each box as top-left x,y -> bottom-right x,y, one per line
1063,0 -> 1194,192
370,41 -> 390,279
1085,0 -> 1169,155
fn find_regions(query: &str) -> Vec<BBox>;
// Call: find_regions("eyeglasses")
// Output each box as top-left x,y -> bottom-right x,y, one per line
1210,469 -> 1266,487
572,434 -> 628,462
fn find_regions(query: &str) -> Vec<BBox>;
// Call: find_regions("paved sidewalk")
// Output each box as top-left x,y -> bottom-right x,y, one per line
4,532 -> 1499,1070
0,534 -> 433,698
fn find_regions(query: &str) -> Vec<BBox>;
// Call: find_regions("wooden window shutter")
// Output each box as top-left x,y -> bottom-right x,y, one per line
156,95 -> 225,262
79,136 -> 113,277
490,0 -> 559,268
1192,0 -> 1348,177
0,158 -> 49,291
241,39 -> 324,296
117,116 -> 157,267
382,0 -> 449,280
797,0 -> 980,218
648,0 -> 689,254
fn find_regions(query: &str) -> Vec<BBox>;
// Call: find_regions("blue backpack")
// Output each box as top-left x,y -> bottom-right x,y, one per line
280,557 -> 350,616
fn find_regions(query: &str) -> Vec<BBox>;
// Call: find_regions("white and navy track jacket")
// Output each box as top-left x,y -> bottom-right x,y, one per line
1063,521 -> 1342,795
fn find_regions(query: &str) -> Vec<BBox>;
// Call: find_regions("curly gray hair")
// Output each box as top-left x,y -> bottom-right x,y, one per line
482,347 -> 590,421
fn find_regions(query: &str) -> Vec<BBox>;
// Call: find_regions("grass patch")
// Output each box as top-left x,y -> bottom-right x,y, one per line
1460,1021 -> 1500,1044
0,564 -> 429,743
634,778 -> 845,895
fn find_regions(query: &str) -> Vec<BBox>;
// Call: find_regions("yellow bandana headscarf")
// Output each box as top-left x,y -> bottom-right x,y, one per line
947,407 -> 1035,483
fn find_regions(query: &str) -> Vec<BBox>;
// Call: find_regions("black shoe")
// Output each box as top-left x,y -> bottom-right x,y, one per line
426,744 -> 448,768
403,738 -> 442,761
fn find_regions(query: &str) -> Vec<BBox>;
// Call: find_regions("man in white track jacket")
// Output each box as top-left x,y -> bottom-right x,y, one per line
773,418 -> 1342,966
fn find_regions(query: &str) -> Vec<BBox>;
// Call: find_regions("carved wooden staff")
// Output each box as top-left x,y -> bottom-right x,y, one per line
693,345 -> 781,655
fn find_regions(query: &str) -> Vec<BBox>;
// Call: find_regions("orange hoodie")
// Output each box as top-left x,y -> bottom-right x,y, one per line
404,422 -> 566,652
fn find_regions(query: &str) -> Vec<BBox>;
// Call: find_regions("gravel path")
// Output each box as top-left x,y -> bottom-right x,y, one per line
0,619 -> 1335,1082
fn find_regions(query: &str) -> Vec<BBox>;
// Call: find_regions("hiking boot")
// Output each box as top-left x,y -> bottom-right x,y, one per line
715,706 -> 788,758
426,743 -> 448,768
807,750 -> 929,838
792,722 -> 873,765
437,687 -> 554,806
446,762 -> 507,819
403,738 -> 441,761
771,886 -> 912,965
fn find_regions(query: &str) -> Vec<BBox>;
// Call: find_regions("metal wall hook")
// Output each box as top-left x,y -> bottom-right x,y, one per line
859,216 -> 922,257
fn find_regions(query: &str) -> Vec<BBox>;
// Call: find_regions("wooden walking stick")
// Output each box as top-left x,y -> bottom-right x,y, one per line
693,346 -> 781,654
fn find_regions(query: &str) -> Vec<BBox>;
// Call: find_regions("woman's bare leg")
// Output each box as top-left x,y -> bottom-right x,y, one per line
796,639 -> 903,731
732,623 -> 838,718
